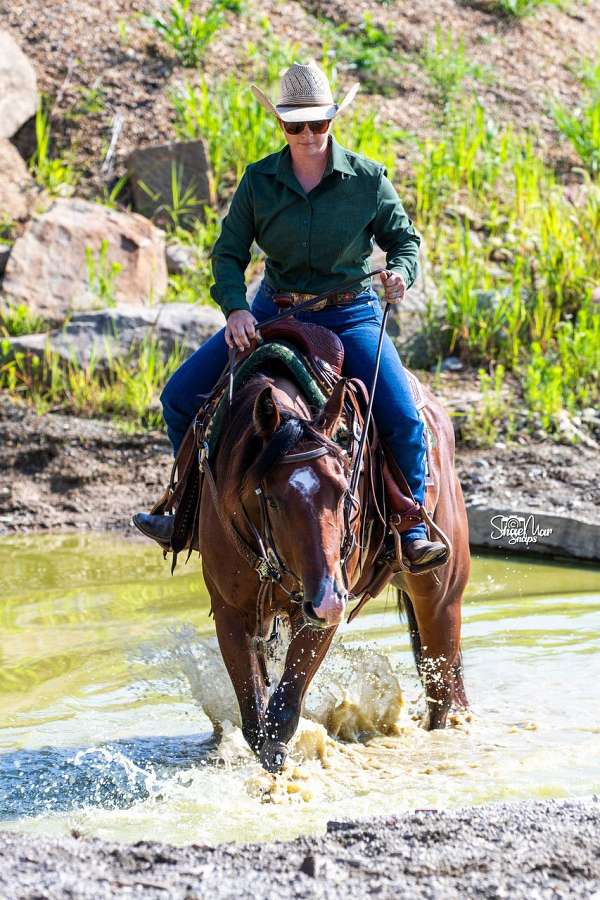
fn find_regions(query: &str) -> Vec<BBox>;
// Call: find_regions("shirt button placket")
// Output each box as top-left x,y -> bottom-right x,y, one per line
303,202 -> 311,269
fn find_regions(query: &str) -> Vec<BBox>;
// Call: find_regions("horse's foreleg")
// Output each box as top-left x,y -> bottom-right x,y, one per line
405,581 -> 465,730
260,616 -> 337,772
212,595 -> 268,753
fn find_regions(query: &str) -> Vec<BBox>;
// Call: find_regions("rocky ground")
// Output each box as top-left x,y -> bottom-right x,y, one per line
1,798 -> 599,899
1,373 -> 597,538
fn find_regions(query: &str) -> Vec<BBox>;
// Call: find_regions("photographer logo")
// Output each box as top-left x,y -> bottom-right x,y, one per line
489,514 -> 553,546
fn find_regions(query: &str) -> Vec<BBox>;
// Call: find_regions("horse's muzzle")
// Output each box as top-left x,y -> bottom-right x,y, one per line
302,575 -> 347,628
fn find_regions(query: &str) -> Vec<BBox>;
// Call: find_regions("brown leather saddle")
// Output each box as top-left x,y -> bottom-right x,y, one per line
150,318 -> 447,580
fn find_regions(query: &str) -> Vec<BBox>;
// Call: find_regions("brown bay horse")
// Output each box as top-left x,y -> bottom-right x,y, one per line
197,350 -> 470,772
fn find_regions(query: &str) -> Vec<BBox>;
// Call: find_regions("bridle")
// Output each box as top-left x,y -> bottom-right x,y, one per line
231,435 -> 359,685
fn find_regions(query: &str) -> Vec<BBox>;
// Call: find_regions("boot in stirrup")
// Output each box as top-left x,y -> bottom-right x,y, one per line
402,536 -> 447,567
131,513 -> 175,550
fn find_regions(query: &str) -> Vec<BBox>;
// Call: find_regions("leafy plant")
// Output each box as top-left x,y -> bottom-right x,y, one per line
144,0 -> 225,66
116,17 -> 130,45
0,215 -> 16,244
0,303 -> 47,338
66,81 -> 107,120
137,161 -> 206,230
29,98 -> 78,194
85,239 -> 123,307
164,207 -> 243,304
97,173 -> 129,209
461,364 -> 516,447
319,13 -> 400,94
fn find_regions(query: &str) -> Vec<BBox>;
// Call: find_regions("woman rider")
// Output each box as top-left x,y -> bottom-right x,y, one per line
133,61 -> 446,568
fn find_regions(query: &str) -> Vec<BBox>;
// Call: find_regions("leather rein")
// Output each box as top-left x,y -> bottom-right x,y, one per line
193,270 -> 389,677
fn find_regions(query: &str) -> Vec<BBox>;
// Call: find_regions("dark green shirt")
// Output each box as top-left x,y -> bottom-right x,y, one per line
210,133 -> 421,317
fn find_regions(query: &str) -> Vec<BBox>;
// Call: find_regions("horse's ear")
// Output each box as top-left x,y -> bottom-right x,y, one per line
253,385 -> 281,438
320,379 -> 346,438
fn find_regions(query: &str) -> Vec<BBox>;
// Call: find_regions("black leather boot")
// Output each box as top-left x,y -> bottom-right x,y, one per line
131,513 -> 175,549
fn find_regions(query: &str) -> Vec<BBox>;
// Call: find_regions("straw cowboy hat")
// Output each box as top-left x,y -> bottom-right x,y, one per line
250,61 -> 360,123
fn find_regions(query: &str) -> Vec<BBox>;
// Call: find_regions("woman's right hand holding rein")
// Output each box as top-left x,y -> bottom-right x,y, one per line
225,310 -> 258,351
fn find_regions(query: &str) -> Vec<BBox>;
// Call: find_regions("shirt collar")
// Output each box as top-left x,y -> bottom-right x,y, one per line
271,133 -> 356,189
329,134 -> 356,177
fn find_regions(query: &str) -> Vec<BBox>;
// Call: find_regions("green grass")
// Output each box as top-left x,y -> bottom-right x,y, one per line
461,364 -> 517,447
85,238 -> 123,307
493,0 -> 567,16
0,335 -> 187,428
461,0 -> 569,16
402,90 -> 599,438
65,81 -> 108,120
419,24 -> 494,120
137,160 -> 211,229
0,215 -> 17,245
143,0 -> 225,66
29,98 -> 78,195
0,303 -> 48,338
550,53 -> 600,176
319,13 -> 402,95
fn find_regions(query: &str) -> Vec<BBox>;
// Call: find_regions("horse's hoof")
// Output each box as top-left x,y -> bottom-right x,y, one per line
259,739 -> 288,773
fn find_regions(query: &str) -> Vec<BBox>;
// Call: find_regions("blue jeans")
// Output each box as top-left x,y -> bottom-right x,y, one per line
160,281 -> 428,541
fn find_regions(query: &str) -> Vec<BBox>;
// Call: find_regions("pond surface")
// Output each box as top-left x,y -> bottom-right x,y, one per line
1,534 -> 599,845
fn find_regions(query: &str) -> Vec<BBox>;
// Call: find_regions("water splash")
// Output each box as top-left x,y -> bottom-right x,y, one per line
136,622 -> 406,753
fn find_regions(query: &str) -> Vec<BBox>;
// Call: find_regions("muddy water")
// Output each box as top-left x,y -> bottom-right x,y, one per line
0,534 -> 599,845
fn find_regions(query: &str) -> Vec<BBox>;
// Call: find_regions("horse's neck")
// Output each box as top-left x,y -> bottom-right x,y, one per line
270,376 -> 311,418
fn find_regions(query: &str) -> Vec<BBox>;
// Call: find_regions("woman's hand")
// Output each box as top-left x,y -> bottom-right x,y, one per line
380,270 -> 407,304
225,309 -> 258,351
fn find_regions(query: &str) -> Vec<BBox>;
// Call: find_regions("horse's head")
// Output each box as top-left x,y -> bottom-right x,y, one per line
245,378 -> 354,629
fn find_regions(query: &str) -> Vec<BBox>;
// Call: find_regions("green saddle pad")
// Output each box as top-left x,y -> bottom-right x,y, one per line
206,341 -> 328,458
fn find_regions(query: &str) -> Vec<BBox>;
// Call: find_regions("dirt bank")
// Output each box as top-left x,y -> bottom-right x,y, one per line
4,0 -> 599,196
0,383 -> 597,538
1,798 -> 598,899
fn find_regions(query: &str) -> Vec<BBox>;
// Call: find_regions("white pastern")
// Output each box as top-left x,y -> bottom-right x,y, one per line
289,466 -> 320,500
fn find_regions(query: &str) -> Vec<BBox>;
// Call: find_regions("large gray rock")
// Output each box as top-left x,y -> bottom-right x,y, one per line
0,31 -> 38,139
466,504 -> 600,562
127,140 -> 213,229
166,241 -> 197,274
2,303 -> 225,369
3,199 -> 168,320
0,138 -> 38,221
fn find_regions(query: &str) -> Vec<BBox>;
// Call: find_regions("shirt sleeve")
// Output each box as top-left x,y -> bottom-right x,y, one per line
370,168 -> 421,290
209,169 -> 255,317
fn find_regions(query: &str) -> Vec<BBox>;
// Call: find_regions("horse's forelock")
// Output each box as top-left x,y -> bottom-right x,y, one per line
218,374 -> 348,505
243,416 -> 307,493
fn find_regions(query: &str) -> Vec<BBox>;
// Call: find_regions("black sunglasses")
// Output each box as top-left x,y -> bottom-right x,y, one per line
281,119 -> 330,135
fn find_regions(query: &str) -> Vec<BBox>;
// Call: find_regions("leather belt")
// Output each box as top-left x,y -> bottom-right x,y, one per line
273,289 -> 362,312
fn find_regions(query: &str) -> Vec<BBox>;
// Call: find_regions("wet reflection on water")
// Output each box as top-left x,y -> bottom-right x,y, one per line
0,533 -> 599,845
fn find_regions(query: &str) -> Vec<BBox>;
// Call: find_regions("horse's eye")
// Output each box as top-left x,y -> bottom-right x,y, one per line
267,497 -> 279,510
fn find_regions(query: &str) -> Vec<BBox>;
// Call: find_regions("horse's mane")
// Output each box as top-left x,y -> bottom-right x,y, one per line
215,373 -> 346,509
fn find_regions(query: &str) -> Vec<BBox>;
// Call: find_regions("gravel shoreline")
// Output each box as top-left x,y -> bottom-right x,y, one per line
1,798 -> 598,899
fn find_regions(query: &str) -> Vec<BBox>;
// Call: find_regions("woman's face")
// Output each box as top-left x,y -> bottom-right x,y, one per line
277,117 -> 331,154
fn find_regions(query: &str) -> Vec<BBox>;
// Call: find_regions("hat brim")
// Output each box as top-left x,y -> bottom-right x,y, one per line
250,82 -> 360,123
276,103 -> 337,122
